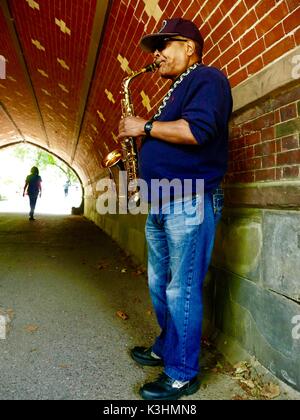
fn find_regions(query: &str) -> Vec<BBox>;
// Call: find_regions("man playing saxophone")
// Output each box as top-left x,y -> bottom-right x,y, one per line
118,18 -> 232,400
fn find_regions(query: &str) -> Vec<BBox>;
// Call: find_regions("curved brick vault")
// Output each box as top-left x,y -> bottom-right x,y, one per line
1,0 -> 299,194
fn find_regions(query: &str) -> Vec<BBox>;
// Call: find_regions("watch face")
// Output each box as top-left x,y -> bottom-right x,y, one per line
145,121 -> 152,134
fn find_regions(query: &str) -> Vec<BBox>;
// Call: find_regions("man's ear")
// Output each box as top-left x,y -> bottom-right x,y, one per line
185,40 -> 196,57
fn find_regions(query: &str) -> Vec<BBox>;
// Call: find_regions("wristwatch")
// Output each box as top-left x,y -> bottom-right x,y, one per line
144,120 -> 153,136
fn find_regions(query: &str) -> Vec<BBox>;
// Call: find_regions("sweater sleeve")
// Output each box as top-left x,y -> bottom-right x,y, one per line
181,68 -> 232,146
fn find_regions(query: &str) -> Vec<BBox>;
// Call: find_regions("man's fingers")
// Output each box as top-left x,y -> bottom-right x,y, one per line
118,119 -> 126,137
118,116 -> 144,139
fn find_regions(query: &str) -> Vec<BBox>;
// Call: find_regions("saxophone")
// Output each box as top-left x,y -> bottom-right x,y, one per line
101,61 -> 158,204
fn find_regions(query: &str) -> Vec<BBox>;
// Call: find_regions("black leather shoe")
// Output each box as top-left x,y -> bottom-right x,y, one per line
131,346 -> 163,367
140,373 -> 200,400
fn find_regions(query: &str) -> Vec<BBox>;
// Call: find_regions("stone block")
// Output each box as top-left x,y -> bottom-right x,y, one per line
202,269 -> 218,337
212,209 -> 263,282
263,211 -> 300,301
212,268 -> 300,391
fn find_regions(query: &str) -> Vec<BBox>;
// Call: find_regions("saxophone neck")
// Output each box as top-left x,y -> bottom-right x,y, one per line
122,68 -> 146,92
122,61 -> 159,91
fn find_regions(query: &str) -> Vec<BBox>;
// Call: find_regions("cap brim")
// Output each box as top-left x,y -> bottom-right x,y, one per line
140,32 -> 179,52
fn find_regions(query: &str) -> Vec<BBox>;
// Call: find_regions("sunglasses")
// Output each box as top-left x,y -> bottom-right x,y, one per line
154,37 -> 188,52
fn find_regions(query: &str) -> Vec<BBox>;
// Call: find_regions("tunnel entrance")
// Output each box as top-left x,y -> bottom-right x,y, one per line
0,143 -> 83,216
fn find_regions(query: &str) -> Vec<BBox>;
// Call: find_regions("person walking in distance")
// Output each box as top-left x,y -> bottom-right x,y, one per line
23,166 -> 42,221
118,18 -> 232,400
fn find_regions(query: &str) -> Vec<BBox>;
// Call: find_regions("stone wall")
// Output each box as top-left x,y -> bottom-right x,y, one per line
85,194 -> 148,266
211,207 -> 300,390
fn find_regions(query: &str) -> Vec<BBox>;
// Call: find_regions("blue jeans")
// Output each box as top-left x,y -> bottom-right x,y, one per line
29,193 -> 38,217
145,190 -> 223,381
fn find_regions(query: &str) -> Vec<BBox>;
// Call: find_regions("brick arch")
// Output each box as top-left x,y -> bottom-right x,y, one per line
0,139 -> 84,192
0,0 -> 299,191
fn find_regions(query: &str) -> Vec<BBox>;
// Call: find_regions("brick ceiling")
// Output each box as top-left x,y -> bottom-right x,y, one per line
0,0 -> 110,185
1,0 -> 298,187
0,0 -> 171,188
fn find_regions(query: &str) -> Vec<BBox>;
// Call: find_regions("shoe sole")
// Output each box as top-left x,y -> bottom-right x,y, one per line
130,350 -> 163,367
140,380 -> 200,400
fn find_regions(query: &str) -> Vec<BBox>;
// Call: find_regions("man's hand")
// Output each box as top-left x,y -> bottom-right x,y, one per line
118,116 -> 147,140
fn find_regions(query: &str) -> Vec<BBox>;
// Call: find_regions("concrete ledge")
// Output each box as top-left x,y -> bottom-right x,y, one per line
224,182 -> 300,209
232,46 -> 300,112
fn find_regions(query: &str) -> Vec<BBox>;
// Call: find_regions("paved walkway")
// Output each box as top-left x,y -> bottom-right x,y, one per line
0,213 -> 298,400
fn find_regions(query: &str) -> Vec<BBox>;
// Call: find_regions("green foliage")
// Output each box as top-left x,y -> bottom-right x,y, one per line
13,144 -> 78,183
13,144 -> 37,161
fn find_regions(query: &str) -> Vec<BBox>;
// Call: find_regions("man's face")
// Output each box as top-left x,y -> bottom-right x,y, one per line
153,38 -> 190,80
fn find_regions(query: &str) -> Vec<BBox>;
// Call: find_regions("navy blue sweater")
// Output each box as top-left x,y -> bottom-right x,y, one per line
139,64 -> 232,200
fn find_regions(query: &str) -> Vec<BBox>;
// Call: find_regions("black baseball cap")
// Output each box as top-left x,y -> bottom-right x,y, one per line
140,18 -> 204,53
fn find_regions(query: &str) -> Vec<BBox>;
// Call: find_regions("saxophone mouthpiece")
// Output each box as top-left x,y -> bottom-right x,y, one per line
145,61 -> 160,72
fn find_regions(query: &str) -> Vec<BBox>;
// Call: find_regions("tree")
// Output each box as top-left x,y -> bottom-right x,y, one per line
13,144 -> 78,184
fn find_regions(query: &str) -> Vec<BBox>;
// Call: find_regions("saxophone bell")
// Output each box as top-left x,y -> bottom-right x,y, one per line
101,148 -> 122,168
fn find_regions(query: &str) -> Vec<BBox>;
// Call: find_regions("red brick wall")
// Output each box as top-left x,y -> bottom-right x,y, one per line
80,0 -> 300,187
101,0 -> 299,86
227,84 -> 300,183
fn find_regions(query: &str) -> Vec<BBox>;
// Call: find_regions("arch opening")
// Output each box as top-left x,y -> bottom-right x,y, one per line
0,142 -> 84,216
